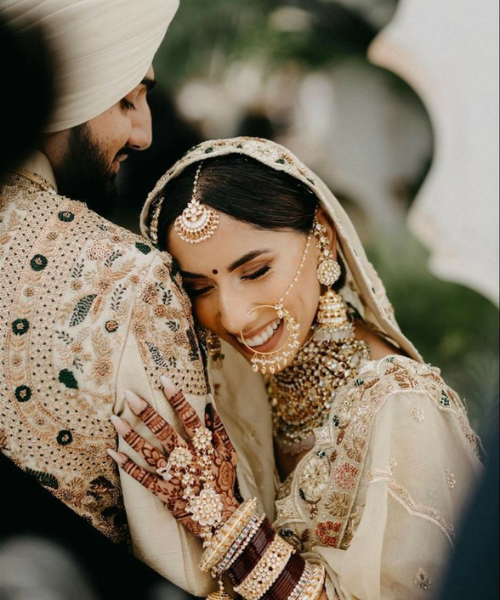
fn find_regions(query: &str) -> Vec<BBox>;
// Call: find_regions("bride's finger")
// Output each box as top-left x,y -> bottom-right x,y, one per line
124,391 -> 186,454
111,415 -> 172,470
210,403 -> 237,458
108,449 -> 172,505
160,376 -> 204,438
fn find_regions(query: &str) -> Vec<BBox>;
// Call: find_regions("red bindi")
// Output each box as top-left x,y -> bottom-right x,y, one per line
212,269 -> 218,275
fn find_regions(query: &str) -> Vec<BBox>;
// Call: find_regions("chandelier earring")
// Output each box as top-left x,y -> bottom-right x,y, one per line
206,333 -> 225,370
313,218 -> 352,343
314,218 -> 341,287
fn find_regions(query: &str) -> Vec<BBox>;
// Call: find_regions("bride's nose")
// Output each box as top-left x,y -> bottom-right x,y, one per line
218,286 -> 254,336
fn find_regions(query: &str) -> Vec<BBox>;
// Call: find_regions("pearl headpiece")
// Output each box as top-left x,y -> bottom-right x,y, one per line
148,163 -> 220,246
174,164 -> 220,244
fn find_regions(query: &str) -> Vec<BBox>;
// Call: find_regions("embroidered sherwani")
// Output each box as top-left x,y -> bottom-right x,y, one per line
0,153 -> 215,595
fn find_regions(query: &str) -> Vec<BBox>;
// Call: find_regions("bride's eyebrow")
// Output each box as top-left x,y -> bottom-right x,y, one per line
180,249 -> 272,280
228,249 -> 272,273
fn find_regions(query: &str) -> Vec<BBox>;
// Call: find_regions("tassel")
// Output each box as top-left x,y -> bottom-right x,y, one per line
207,580 -> 231,600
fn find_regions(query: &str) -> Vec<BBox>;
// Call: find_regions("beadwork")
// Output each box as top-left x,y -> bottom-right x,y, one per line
267,313 -> 370,454
174,164 -> 220,244
201,498 -> 258,572
234,534 -> 294,600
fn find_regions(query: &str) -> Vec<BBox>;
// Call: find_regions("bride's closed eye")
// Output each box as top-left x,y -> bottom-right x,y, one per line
242,265 -> 271,281
186,265 -> 272,299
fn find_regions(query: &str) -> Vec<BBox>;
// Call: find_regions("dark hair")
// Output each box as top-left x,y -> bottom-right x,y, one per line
154,155 -> 319,249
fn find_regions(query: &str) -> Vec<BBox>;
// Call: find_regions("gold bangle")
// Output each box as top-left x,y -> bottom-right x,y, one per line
234,535 -> 294,600
298,564 -> 326,600
201,498 -> 258,572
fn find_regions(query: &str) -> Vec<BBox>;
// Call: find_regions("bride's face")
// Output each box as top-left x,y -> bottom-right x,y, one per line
168,212 -> 328,370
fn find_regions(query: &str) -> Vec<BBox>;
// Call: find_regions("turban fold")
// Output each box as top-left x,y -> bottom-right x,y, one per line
0,0 -> 179,132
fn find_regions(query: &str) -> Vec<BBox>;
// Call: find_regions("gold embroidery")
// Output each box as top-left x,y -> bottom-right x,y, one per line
298,455 -> 331,502
324,491 -> 350,518
273,355 -> 476,554
0,173 -> 208,544
343,432 -> 366,463
340,502 -> 365,550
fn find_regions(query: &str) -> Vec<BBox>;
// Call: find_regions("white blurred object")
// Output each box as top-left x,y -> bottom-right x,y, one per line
0,536 -> 97,600
370,0 -> 500,306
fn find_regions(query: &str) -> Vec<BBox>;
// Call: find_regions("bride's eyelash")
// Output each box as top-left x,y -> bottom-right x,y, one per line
243,265 -> 271,281
188,265 -> 271,298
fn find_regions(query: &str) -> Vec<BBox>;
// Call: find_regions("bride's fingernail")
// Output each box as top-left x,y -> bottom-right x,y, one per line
160,375 -> 176,395
111,415 -> 130,436
107,448 -> 124,464
125,390 -> 143,411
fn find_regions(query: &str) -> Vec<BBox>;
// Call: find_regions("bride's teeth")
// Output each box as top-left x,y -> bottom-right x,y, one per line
243,318 -> 282,347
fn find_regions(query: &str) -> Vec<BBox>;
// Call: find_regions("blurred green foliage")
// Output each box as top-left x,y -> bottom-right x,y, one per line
368,233 -> 499,437
156,0 -> 385,86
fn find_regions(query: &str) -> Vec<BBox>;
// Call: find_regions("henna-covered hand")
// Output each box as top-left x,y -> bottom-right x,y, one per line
108,376 -> 240,538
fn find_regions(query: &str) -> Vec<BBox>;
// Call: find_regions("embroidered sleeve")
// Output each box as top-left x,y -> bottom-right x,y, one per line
274,357 -> 483,600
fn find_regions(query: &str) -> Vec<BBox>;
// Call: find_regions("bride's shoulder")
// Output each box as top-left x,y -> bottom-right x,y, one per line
354,354 -> 459,411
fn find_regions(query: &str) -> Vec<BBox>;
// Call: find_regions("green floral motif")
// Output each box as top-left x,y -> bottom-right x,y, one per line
441,391 -> 451,407
30,254 -> 48,271
12,319 -> 29,336
69,294 -> 97,327
25,468 -> 59,489
205,147 -> 214,154
105,320 -> 119,333
135,242 -> 152,255
15,385 -> 31,402
276,158 -> 286,164
355,379 -> 365,387
58,369 -> 78,390
57,430 -> 73,446
58,211 -> 75,222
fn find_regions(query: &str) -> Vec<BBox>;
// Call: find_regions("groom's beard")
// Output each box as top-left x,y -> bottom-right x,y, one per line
54,123 -> 122,218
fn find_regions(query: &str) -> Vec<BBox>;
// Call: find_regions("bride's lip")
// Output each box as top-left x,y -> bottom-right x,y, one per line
237,320 -> 285,356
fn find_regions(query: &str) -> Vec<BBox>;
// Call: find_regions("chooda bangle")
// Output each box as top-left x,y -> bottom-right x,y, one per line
234,534 -> 294,600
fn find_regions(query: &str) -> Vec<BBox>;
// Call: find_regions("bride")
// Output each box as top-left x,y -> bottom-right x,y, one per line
109,137 -> 483,600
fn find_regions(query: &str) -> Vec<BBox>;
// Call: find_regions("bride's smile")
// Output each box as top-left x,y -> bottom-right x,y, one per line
168,211 -> 326,370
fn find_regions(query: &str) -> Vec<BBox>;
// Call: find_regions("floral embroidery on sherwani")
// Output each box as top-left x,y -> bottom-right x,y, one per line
0,172 -> 208,543
274,356 -> 483,554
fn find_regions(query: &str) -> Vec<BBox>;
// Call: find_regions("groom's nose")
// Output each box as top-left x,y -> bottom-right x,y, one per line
128,101 -> 153,151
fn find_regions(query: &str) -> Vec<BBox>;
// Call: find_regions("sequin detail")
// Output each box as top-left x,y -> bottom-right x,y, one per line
0,171 -> 208,544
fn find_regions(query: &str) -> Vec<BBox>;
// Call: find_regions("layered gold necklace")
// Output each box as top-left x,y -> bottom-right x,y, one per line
267,304 -> 371,456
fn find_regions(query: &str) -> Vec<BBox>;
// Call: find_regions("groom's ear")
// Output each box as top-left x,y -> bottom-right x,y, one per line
316,208 -> 338,258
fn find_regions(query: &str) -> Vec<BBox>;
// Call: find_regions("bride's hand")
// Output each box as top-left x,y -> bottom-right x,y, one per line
108,376 -> 240,538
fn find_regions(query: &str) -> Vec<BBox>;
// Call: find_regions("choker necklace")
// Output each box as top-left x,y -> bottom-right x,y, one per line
266,315 -> 371,456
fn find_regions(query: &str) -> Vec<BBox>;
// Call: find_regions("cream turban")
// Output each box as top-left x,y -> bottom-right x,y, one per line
0,0 -> 179,132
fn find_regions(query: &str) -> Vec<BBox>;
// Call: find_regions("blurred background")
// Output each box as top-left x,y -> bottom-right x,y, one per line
117,0 -> 499,440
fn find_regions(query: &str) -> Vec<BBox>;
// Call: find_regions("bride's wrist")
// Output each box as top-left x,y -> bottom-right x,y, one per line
201,499 -> 325,600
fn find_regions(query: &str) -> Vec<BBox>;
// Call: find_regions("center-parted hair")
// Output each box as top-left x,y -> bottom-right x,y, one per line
154,155 -> 319,250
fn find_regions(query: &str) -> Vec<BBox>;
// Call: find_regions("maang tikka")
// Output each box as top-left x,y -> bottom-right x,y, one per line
174,164 -> 220,244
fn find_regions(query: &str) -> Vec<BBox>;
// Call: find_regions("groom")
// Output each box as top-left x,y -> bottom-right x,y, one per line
0,1 -> 214,595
